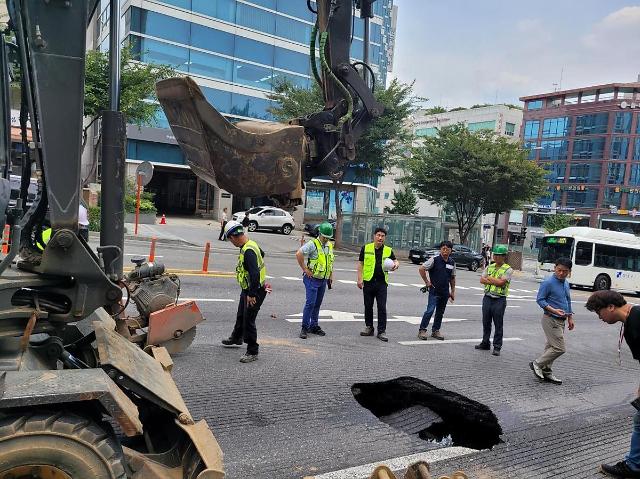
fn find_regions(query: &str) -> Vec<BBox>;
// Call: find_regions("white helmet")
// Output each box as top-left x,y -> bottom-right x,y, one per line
382,258 -> 395,272
223,220 -> 244,239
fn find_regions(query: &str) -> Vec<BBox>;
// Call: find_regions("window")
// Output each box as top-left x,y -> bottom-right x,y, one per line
566,189 -> 597,208
540,140 -> 568,161
236,2 -> 276,34
127,139 -> 186,165
274,47 -> 309,75
230,93 -> 274,120
542,117 -> 570,138
572,138 -> 606,160
526,100 -> 543,110
192,0 -> 236,22
130,37 -> 190,71
613,112 -> 632,134
595,244 -> 640,272
384,192 -> 389,199
524,141 -> 538,160
569,163 -> 601,183
540,162 -> 565,183
598,89 -> 615,101
467,120 -> 495,132
191,24 -> 234,56
607,163 -> 625,184
202,87 -> 232,114
130,8 -> 190,44
275,15 -> 312,44
261,209 -> 275,216
152,110 -> 170,129
276,0 -> 313,21
189,51 -> 233,82
564,94 -> 579,105
603,188 -> 622,208
233,61 -> 273,90
575,241 -> 593,266
271,70 -> 310,89
504,122 -> 515,136
581,91 -> 596,103
248,0 -> 276,9
524,120 -> 539,140
619,88 -> 635,100
416,127 -> 437,137
158,0 -> 191,9
637,113 -> 640,134
610,137 -> 629,160
547,97 -> 562,108
234,36 -> 275,66
630,164 -> 640,186
634,138 -> 640,161
350,38 -> 364,61
575,113 -> 609,135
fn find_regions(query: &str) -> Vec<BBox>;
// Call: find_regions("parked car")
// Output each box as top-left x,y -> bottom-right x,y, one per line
304,219 -> 336,238
408,243 -> 484,271
232,206 -> 295,235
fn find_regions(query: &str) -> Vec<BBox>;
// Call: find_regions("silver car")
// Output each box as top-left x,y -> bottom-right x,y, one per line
232,207 -> 295,235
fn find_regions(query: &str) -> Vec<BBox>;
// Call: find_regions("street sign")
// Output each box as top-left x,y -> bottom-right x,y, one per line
135,161 -> 154,186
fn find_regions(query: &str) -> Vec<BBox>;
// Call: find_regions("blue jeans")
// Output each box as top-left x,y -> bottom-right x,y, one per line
625,409 -> 640,470
419,289 -> 448,331
302,275 -> 327,330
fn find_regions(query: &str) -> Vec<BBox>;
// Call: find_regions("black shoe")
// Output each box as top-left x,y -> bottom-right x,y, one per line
360,326 -> 375,336
492,348 -> 501,356
221,337 -> 242,347
377,332 -> 388,342
600,461 -> 640,478
475,342 -> 490,350
310,326 -> 326,336
299,328 -> 308,339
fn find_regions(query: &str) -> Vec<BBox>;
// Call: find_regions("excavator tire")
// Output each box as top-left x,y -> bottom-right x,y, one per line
0,411 -> 126,479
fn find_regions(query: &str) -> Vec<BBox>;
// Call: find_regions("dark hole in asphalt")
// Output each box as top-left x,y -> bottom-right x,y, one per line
351,376 -> 502,450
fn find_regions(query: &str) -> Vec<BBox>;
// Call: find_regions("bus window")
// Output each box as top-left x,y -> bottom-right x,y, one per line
594,244 -> 617,269
574,242 -> 593,266
539,236 -> 574,264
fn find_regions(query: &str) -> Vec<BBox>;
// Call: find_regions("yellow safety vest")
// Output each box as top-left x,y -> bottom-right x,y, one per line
307,238 -> 334,279
484,262 -> 511,297
236,239 -> 266,290
36,228 -> 52,251
362,243 -> 392,283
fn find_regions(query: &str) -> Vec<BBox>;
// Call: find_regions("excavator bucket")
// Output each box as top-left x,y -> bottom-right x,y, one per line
156,77 -> 306,207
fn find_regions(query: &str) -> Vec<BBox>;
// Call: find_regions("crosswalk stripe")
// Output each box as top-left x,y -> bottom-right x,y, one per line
282,276 -> 303,281
399,337 -> 523,346
388,282 -> 407,287
338,279 -> 357,284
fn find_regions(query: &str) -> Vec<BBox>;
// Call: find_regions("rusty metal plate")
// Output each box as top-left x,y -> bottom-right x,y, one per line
0,369 -> 142,436
147,300 -> 203,347
156,77 -> 305,203
176,419 -> 225,479
94,321 -> 189,415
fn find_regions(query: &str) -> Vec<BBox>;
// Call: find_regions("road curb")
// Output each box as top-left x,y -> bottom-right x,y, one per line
89,231 -> 198,247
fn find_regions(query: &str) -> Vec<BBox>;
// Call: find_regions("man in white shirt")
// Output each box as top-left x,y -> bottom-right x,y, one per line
78,202 -> 89,241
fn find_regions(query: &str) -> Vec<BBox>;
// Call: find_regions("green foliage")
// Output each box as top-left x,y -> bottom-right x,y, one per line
88,206 -> 101,232
403,123 -> 547,244
424,106 -> 447,114
384,188 -> 419,215
543,214 -> 576,233
503,103 -> 523,110
470,103 -> 493,109
124,177 -> 157,214
84,46 -> 176,143
267,80 -> 324,119
448,107 -> 467,112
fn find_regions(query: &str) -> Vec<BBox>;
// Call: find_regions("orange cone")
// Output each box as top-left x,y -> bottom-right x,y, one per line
159,214 -> 166,225
1,225 -> 9,254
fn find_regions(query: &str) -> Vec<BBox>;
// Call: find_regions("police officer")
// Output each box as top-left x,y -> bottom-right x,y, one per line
295,222 -> 334,339
357,227 -> 399,342
220,220 -> 267,363
476,244 -> 513,356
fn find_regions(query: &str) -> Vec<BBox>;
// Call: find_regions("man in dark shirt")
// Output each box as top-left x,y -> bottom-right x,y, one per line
357,227 -> 399,342
220,221 -> 267,363
586,290 -> 640,478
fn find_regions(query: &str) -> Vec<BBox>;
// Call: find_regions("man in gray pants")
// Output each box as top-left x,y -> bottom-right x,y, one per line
529,257 -> 574,385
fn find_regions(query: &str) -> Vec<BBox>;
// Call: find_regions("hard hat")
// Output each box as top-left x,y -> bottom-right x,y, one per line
492,244 -> 508,255
382,257 -> 395,272
223,220 -> 244,239
318,222 -> 334,239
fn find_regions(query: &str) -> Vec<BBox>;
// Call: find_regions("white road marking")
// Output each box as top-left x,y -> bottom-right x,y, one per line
311,447 -> 477,479
390,316 -> 472,324
124,253 -> 164,258
447,304 -> 520,308
474,294 -> 535,300
180,298 -> 234,302
511,288 -> 534,293
411,284 -> 426,288
266,275 -> 274,279
333,268 -> 357,272
468,286 -> 484,290
282,276 -> 303,281
388,282 -> 407,287
399,337 -> 523,346
285,311 -> 471,324
338,279 -> 358,284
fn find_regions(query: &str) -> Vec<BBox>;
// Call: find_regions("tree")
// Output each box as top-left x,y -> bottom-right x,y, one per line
384,188 -> 418,215
448,107 -> 467,112
543,213 -> 575,233
424,106 -> 446,114
82,46 -> 176,184
268,78 -> 419,246
403,123 -> 547,245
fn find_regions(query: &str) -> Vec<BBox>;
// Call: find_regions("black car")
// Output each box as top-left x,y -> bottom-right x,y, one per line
303,219 -> 336,238
409,243 -> 484,272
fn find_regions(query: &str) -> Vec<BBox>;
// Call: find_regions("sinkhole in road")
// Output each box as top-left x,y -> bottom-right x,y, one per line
351,376 -> 502,450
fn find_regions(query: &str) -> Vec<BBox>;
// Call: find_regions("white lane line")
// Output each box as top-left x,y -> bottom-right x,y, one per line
391,316 -> 472,324
311,447 -> 477,479
468,286 -> 484,290
411,284 -> 425,288
473,294 -> 535,300
266,275 -> 274,279
511,288 -> 534,293
333,268 -> 357,272
388,282 -> 407,287
124,253 -> 164,258
180,298 -> 234,302
447,304 -> 520,308
282,276 -> 303,281
338,279 -> 358,284
399,337 -> 523,346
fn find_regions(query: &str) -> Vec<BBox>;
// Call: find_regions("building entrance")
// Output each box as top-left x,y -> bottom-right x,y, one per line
145,167 -> 197,215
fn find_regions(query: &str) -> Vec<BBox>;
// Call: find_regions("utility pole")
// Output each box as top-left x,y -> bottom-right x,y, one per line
357,0 -> 375,87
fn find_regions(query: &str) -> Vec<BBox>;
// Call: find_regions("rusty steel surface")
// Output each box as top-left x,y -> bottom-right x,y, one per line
94,321 -> 189,415
156,77 -> 306,205
176,419 -> 225,479
147,300 -> 203,348
0,369 -> 142,436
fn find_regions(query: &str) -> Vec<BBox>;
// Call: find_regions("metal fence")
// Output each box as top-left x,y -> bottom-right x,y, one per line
339,213 -> 482,251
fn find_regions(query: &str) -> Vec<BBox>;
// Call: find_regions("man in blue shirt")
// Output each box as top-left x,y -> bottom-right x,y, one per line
530,257 -> 575,385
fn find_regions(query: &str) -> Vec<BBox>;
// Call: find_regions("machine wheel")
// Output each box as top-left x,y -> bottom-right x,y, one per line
593,274 -> 611,291
281,224 -> 293,235
0,411 -> 126,479
468,260 -> 479,272
247,221 -> 258,232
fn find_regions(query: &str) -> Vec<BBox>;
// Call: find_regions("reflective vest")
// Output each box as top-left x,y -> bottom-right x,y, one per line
236,240 -> 266,290
484,262 -> 511,297
362,243 -> 392,283
36,228 -> 52,252
307,238 -> 334,279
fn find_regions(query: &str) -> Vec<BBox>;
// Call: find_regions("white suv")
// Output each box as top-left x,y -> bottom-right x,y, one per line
232,207 -> 295,235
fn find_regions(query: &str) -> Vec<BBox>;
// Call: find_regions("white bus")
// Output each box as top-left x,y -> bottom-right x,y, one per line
536,226 -> 640,293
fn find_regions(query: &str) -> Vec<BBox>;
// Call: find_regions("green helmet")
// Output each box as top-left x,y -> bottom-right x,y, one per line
492,244 -> 508,255
318,222 -> 334,239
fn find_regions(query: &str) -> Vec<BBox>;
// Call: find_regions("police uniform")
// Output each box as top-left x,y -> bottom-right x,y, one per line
359,242 -> 396,334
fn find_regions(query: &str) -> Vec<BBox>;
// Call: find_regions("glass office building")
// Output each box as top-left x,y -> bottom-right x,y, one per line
91,0 -> 396,217
521,82 -> 640,233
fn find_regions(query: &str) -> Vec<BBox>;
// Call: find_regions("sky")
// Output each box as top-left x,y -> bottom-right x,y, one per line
388,0 -> 640,109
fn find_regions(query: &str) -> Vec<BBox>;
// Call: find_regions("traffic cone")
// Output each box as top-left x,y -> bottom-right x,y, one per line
159,214 -> 166,225
1,225 -> 9,254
